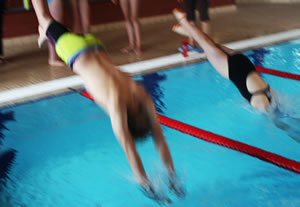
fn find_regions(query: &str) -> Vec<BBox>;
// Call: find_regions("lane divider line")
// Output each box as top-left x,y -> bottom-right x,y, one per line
80,91 -> 300,175
256,66 -> 300,81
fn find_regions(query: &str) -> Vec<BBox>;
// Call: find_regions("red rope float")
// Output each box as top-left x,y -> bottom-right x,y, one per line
81,91 -> 94,100
255,66 -> 300,81
80,91 -> 300,174
158,115 -> 300,174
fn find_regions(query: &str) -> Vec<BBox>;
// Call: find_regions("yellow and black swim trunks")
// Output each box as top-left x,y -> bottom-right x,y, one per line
46,21 -> 105,68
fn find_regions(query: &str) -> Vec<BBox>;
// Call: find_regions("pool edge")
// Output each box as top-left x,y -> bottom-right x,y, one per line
1,29 -> 300,107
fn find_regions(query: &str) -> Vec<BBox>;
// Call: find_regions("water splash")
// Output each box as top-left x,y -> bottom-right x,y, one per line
268,93 -> 300,143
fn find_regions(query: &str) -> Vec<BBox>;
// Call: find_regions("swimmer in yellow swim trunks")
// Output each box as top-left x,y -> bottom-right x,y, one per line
48,31 -> 105,68
31,0 -> 185,204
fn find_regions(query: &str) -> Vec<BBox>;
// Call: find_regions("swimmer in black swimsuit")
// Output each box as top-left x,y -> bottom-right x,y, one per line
227,54 -> 273,103
172,8 -> 274,112
172,8 -> 300,143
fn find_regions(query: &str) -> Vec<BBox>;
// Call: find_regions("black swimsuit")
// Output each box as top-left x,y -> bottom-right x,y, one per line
227,54 -> 272,103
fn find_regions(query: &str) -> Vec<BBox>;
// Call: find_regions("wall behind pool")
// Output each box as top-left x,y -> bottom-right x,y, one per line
3,0 -> 235,38
236,0 -> 300,3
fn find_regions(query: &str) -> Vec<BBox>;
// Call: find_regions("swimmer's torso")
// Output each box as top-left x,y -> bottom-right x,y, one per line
73,50 -> 139,112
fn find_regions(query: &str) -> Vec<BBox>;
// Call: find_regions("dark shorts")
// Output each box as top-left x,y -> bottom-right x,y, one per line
184,0 -> 210,22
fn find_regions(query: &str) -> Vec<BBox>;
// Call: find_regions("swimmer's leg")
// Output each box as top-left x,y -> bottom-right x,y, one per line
31,0 -> 53,31
31,0 -> 54,47
47,0 -> 64,66
172,8 -> 230,79
32,0 -> 75,66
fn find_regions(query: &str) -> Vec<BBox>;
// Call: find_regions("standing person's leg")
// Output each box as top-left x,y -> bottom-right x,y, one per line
183,0 -> 197,46
0,0 -> 6,59
197,0 -> 210,35
69,0 -> 81,33
173,9 -> 229,78
120,0 -> 135,53
69,0 -> 90,34
184,0 -> 196,23
48,0 -> 65,66
129,0 -> 141,55
78,0 -> 90,34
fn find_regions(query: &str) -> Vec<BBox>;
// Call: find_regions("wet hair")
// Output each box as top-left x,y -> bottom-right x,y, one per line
127,103 -> 152,142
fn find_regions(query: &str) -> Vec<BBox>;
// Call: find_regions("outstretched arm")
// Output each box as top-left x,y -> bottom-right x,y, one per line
146,97 -> 186,198
109,99 -> 173,204
144,96 -> 175,176
109,102 -> 149,187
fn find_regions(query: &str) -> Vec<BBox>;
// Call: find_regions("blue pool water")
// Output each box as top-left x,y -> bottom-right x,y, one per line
1,40 -> 300,206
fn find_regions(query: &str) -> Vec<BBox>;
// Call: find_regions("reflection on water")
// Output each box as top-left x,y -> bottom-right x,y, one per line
248,48 -> 270,67
293,47 -> 300,72
0,149 -> 17,187
0,110 -> 17,192
0,111 -> 15,145
137,73 -> 167,113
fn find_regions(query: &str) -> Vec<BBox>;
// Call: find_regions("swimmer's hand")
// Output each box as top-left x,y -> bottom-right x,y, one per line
140,183 -> 172,206
168,175 -> 186,199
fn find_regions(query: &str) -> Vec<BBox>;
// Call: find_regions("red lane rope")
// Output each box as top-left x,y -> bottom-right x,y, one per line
255,66 -> 300,81
80,91 -> 300,174
81,91 -> 94,100
158,115 -> 300,174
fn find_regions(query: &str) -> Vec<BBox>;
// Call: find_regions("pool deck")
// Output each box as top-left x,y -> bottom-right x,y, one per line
1,3 -> 300,93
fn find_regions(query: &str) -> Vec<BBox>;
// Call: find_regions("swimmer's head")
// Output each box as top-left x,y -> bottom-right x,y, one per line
127,103 -> 152,142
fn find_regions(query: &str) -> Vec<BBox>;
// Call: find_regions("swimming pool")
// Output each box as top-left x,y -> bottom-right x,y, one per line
1,37 -> 300,207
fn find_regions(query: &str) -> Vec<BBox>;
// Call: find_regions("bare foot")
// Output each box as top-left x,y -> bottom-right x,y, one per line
120,46 -> 134,53
48,59 -> 65,67
172,24 -> 189,37
172,8 -> 186,23
134,47 -> 142,56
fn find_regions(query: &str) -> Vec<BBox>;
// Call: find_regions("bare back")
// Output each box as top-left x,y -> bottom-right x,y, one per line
73,50 -> 136,112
